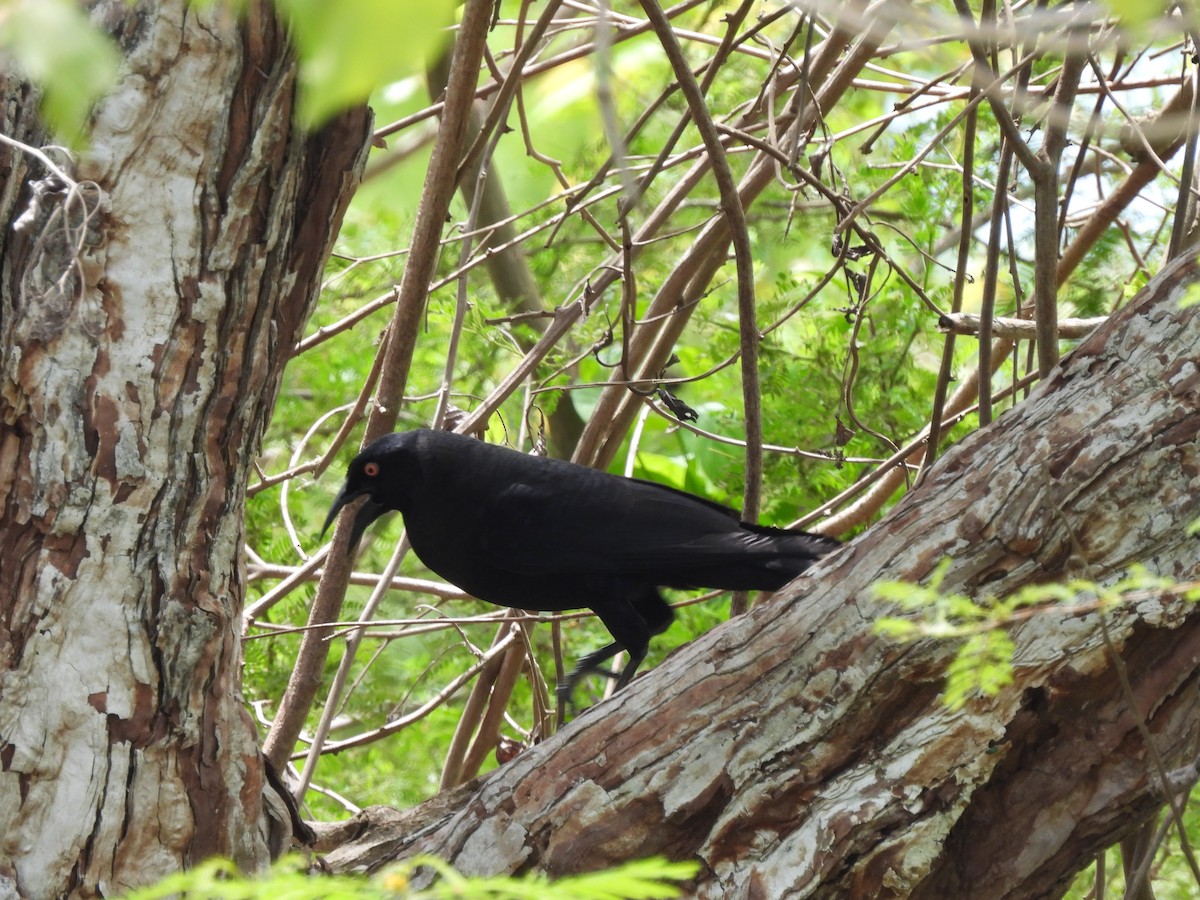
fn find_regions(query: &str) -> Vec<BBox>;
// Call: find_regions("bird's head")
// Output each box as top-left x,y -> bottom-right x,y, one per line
321,433 -> 414,549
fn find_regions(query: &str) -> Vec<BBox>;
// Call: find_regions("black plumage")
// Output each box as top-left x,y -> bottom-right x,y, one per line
323,428 -> 838,706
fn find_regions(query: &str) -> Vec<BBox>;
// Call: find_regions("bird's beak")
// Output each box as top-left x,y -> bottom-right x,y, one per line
322,485 -> 390,550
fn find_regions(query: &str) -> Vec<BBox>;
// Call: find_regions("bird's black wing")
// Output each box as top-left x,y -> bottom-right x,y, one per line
476,476 -> 810,580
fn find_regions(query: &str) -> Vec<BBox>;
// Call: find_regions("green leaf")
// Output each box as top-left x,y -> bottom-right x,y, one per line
944,631 -> 1014,709
279,0 -> 455,127
1,0 -> 121,145
874,617 -> 920,639
1179,282 -> 1200,310
547,856 -> 700,899
1097,0 -> 1172,27
120,853 -> 697,899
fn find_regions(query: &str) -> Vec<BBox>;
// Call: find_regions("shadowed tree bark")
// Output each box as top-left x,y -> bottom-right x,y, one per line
323,252 -> 1200,897
0,2 -> 368,895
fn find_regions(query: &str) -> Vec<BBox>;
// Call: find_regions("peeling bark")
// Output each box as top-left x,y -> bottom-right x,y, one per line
0,3 -> 369,896
325,254 -> 1200,898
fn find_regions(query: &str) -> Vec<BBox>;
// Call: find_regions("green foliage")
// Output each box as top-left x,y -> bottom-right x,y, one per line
873,562 -> 1200,708
1098,0 -> 1173,27
0,0 -> 120,145
1181,282 -> 1200,310
278,0 -> 455,127
118,854 -> 698,900
1065,788 -> 1200,899
0,0 -> 454,143
941,630 -> 1014,706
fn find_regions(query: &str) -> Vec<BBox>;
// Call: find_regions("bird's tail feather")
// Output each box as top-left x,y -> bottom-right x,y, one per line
742,522 -> 840,557
663,526 -> 839,592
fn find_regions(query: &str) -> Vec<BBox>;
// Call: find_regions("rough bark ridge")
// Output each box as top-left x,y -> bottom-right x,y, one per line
327,254 -> 1200,898
0,2 -> 369,896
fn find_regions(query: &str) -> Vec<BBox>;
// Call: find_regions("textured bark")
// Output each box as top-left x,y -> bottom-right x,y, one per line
325,254 -> 1200,898
0,3 -> 368,896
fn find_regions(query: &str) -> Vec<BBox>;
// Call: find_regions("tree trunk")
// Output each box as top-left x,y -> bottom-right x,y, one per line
325,253 -> 1200,898
0,3 -> 368,896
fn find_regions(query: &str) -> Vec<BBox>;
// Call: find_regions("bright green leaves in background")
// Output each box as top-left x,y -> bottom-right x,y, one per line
1099,0 -> 1173,28
0,0 -> 120,145
279,0 -> 454,127
1,0 -> 455,144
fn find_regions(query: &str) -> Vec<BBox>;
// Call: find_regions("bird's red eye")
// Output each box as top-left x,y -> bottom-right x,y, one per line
363,462 -> 380,477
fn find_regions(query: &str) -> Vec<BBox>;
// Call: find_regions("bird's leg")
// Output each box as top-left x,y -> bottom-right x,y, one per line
557,598 -> 656,715
609,587 -> 671,694
612,649 -> 647,692
556,640 -> 632,712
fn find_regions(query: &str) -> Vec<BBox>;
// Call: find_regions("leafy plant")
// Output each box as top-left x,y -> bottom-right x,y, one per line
872,561 -> 1200,708
119,854 -> 699,900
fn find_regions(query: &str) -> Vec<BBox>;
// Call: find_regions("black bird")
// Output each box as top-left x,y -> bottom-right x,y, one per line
323,428 -> 838,707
